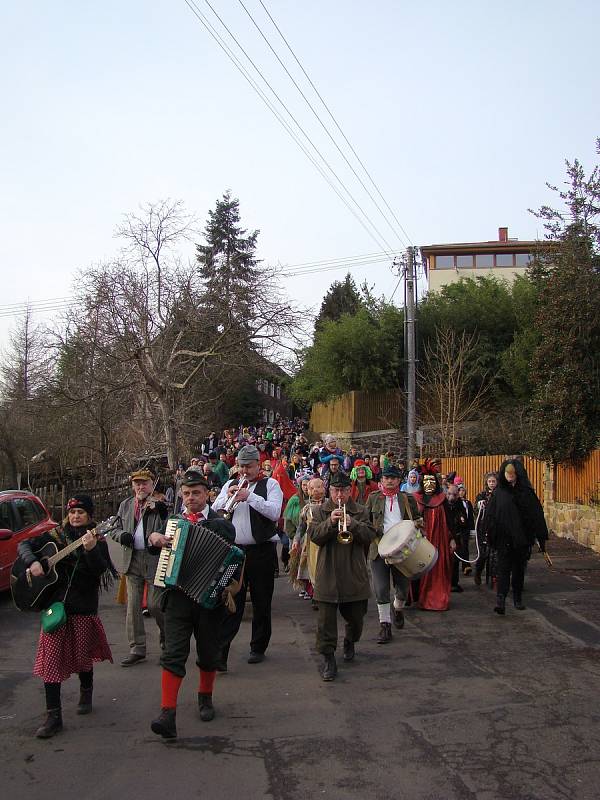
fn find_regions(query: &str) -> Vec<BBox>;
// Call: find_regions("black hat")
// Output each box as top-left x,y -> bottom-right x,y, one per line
329,471 -> 351,488
181,470 -> 209,488
67,493 -> 94,516
382,465 -> 403,478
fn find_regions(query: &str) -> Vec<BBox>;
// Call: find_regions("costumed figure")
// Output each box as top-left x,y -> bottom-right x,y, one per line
149,472 -> 239,739
290,477 -> 325,604
414,460 -> 456,611
473,472 -> 498,586
320,453 -> 344,496
18,494 -> 115,738
400,469 -> 421,494
350,460 -> 378,504
482,459 -> 548,615
284,477 -> 310,590
309,472 -> 376,681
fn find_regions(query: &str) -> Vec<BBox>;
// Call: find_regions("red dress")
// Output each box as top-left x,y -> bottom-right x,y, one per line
415,492 -> 452,611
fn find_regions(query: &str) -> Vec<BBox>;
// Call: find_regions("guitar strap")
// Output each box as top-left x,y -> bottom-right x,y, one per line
62,552 -> 81,604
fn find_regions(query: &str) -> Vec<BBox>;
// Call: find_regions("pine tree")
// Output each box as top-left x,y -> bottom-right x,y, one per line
314,273 -> 363,332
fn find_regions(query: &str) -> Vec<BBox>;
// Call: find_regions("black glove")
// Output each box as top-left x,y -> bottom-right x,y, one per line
120,532 -> 134,548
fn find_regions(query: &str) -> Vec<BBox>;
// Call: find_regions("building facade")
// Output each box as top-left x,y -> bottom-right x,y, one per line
421,227 -> 537,293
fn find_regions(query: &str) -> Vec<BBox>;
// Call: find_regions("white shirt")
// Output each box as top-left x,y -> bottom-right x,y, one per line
212,477 -> 283,545
182,505 -> 210,521
133,515 -> 145,550
383,495 -> 404,534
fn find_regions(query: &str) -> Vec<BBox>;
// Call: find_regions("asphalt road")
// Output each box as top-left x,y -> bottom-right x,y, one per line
1,535 -> 599,800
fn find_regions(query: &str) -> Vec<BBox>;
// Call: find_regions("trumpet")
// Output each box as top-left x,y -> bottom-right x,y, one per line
223,478 -> 249,519
337,499 -> 353,544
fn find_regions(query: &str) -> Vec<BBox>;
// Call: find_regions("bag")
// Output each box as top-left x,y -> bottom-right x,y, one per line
41,601 -> 67,633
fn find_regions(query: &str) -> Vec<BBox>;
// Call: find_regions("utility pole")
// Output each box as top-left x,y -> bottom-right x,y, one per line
405,247 -> 416,463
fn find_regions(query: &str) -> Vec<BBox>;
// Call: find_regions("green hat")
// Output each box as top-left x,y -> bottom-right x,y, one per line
329,471 -> 351,488
181,470 -> 209,488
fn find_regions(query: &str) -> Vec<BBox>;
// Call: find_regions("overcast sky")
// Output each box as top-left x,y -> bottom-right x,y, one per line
1,0 -> 598,347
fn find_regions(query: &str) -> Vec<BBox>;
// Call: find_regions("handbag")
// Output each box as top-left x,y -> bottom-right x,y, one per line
40,553 -> 80,634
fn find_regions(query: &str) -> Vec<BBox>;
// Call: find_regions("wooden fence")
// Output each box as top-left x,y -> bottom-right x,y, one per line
310,390 -> 403,434
441,455 -> 545,500
555,450 -> 600,504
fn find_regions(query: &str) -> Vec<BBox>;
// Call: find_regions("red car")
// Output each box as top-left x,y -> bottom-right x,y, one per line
0,491 -> 57,592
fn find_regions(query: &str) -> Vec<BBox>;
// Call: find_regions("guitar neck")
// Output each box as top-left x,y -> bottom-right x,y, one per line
46,527 -> 98,568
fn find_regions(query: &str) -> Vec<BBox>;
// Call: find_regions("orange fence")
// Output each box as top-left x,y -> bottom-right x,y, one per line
555,450 -> 600,504
441,455 -> 545,500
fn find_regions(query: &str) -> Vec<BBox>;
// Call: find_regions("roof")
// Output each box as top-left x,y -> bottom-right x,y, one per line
420,239 -> 539,254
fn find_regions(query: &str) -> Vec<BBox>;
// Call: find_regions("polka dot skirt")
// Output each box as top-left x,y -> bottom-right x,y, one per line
33,614 -> 113,683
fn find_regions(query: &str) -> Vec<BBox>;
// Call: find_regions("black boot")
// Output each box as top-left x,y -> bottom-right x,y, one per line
35,708 -> 63,739
151,708 -> 177,739
494,594 -> 506,615
321,654 -> 337,681
342,638 -> 355,662
198,693 -> 215,722
513,594 -> 526,610
377,622 -> 392,643
77,687 -> 93,715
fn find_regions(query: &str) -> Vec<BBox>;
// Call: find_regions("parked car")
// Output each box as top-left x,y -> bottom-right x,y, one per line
0,491 -> 57,592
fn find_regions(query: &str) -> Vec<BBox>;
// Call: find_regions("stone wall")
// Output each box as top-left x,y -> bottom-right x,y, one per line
544,500 -> 600,554
314,429 -> 406,455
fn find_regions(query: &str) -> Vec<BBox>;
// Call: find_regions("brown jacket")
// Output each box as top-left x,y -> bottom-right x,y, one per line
309,499 -> 376,603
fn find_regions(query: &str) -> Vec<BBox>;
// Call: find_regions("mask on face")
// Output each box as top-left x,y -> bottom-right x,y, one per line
423,475 -> 437,495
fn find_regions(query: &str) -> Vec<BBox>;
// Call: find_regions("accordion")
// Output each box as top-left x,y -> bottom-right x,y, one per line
154,517 -> 244,609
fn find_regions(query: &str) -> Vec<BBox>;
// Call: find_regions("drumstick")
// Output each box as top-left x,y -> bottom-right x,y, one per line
543,551 -> 553,568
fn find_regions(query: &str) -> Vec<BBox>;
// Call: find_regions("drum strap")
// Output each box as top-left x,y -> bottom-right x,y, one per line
401,493 -> 414,521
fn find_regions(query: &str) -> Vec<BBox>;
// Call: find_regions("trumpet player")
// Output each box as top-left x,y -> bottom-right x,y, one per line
309,472 -> 376,681
211,445 -> 283,670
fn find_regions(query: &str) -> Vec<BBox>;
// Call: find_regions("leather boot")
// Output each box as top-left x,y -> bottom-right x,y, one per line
342,638 -> 355,662
151,707 -> 177,739
77,688 -> 93,715
494,594 -> 506,615
36,708 -> 63,739
513,594 -> 526,610
392,607 -> 405,629
198,693 -> 215,722
377,622 -> 392,643
321,654 -> 337,681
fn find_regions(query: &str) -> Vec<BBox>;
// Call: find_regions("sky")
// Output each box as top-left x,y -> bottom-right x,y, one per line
1,0 -> 599,348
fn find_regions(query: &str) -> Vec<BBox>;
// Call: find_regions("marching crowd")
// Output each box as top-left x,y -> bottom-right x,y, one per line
15,417 -> 549,741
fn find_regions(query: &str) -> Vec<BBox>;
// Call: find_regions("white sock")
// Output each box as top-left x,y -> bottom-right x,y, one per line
393,598 -> 405,610
377,603 -> 391,623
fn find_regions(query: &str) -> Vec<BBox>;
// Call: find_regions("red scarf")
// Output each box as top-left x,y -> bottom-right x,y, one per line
379,482 -> 398,511
184,511 -> 204,524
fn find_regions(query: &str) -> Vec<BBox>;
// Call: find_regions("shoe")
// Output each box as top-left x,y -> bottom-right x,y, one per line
451,585 -> 464,593
215,660 -> 228,673
474,571 -> 482,586
464,566 -> 472,576
198,693 -> 215,722
274,568 -> 280,578
77,687 -> 93,715
247,651 -> 265,664
142,608 -> 150,617
311,600 -> 319,611
392,607 -> 405,630
121,653 -> 146,667
342,638 -> 355,662
494,594 -> 506,616
513,595 -> 526,610
35,708 -> 62,739
151,707 -> 177,739
321,654 -> 337,681
377,622 -> 392,644
284,564 -> 290,574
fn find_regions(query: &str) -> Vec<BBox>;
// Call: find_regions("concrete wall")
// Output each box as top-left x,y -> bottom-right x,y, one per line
545,500 -> 600,554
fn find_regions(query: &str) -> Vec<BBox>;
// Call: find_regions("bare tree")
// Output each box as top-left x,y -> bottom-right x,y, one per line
418,328 -> 492,457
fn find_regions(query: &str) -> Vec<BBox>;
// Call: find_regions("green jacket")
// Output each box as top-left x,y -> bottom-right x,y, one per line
309,499 -> 376,603
366,490 -> 421,561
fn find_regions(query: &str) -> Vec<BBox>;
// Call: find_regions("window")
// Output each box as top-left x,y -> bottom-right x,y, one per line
268,409 -> 275,424
496,254 -> 514,267
256,379 -> 263,393
475,253 -> 494,268
263,379 -> 269,394
270,382 -> 275,397
263,407 -> 268,422
515,253 -> 532,266
435,255 -> 454,269
0,501 -> 14,532
456,255 -> 473,268
276,385 -> 281,400
12,498 -> 45,531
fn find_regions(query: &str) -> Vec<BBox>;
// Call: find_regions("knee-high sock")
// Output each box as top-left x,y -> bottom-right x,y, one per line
199,670 -> 216,694
377,602 -> 391,623
161,669 -> 183,709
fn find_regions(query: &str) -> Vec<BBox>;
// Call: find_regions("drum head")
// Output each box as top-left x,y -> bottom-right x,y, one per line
378,521 -> 417,559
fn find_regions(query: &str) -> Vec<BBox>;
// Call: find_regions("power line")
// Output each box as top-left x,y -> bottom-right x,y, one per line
236,0 -> 409,249
257,0 -> 413,248
183,0 -> 396,256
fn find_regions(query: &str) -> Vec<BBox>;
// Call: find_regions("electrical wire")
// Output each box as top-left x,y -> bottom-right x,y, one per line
257,0 -> 413,248
236,0 -> 408,249
183,0 -> 396,256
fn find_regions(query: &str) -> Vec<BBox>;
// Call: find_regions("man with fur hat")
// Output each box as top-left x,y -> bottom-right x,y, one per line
212,444 -> 284,668
309,471 -> 376,681
149,471 -> 237,739
366,465 -> 422,642
109,468 -> 168,666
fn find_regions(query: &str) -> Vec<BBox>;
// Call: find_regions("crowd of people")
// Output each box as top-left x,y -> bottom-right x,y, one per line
15,416 -> 549,740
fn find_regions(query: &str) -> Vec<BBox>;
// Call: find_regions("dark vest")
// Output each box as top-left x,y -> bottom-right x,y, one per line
231,477 -> 278,544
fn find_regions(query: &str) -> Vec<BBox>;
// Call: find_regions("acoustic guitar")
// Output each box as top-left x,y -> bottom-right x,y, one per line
10,516 -> 119,611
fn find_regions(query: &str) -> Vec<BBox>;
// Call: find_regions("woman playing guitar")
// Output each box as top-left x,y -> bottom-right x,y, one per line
17,494 -> 115,738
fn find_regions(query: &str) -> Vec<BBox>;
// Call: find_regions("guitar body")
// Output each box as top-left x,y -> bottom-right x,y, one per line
11,541 -> 60,611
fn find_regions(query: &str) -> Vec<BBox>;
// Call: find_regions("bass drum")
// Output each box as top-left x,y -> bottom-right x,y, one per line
378,520 -> 438,579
